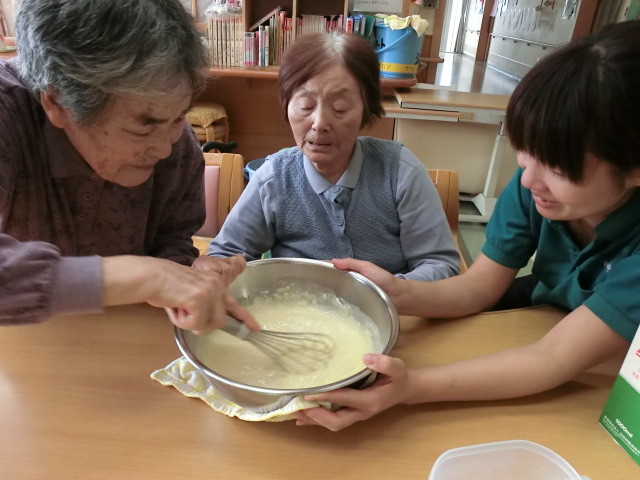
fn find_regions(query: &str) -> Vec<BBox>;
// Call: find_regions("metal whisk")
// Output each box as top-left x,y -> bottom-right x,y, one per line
220,316 -> 335,375
165,308 -> 334,374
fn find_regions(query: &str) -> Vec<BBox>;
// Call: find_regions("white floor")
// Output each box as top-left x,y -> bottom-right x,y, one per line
434,52 -> 520,96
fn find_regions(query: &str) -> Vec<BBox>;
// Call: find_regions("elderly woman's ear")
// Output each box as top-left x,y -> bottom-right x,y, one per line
40,89 -> 70,128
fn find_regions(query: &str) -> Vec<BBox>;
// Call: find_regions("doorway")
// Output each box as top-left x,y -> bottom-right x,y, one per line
442,0 -> 484,56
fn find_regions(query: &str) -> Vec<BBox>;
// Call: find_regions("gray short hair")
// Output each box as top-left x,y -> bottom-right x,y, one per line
15,0 -> 209,125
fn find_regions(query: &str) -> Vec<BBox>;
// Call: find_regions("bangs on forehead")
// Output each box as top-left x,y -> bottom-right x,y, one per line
506,21 -> 640,184
506,50 -> 593,183
507,92 -> 588,183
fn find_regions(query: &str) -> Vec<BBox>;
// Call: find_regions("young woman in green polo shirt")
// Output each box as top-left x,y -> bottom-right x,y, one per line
291,20 -> 640,431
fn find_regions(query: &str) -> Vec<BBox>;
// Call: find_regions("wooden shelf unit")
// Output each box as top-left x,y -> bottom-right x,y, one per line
208,65 -> 417,90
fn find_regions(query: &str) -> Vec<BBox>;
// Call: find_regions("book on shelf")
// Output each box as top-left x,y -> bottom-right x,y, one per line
248,6 -> 282,32
224,17 -> 230,66
344,16 -> 354,33
235,14 -> 243,66
208,7 -> 381,69
268,11 -> 279,65
246,7 -> 291,66
352,14 -> 362,36
362,15 -> 377,41
264,25 -> 270,66
243,31 -> 257,66
208,13 -> 244,67
282,15 -> 293,59
258,25 -> 271,66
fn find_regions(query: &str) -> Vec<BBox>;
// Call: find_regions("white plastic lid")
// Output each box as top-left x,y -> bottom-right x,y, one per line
428,440 -> 590,480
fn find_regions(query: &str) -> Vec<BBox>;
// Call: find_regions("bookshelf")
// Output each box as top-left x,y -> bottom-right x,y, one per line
242,0 -> 349,35
198,1 -> 419,163
206,0 -> 415,68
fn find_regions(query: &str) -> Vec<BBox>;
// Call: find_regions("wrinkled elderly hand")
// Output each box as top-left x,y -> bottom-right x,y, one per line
192,254 -> 247,286
102,255 -> 257,335
292,354 -> 412,431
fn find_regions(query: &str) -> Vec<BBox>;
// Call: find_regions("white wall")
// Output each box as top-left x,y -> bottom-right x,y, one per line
396,118 -> 517,196
486,0 -> 577,79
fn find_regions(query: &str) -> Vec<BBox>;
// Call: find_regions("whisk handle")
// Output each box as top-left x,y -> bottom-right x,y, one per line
220,316 -> 252,340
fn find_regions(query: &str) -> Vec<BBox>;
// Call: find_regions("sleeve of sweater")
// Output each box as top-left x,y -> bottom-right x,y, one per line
0,68 -> 103,324
0,235 -> 103,325
394,147 -> 460,282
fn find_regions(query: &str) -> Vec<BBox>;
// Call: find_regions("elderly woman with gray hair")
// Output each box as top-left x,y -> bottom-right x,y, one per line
203,31 -> 459,282
0,0 -> 255,333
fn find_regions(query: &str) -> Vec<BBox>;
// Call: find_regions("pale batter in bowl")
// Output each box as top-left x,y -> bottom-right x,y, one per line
193,281 -> 381,389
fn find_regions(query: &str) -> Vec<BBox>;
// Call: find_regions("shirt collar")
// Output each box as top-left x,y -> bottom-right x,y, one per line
44,119 -> 95,178
594,188 -> 640,241
303,139 -> 362,194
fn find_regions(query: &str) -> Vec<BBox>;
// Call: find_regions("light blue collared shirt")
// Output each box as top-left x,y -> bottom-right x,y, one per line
209,139 -> 459,281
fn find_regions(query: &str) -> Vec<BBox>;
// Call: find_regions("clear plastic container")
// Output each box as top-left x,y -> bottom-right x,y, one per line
428,440 -> 590,480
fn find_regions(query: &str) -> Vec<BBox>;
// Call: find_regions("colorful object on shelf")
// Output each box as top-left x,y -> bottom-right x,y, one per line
374,15 -> 428,79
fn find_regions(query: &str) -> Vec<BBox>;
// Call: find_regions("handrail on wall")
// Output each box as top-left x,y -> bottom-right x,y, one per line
490,33 -> 558,49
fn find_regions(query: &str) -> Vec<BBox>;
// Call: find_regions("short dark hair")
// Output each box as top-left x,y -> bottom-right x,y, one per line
506,20 -> 640,183
279,31 -> 384,128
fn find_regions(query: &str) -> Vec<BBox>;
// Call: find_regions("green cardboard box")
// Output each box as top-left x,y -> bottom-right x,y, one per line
599,326 -> 640,466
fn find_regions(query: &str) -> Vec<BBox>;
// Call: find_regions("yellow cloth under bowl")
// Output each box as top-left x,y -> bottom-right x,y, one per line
151,357 -> 329,422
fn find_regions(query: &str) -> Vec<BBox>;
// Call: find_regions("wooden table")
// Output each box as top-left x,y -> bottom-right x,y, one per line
0,305 -> 634,479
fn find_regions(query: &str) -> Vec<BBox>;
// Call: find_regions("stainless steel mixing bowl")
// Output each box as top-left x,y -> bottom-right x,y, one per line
175,258 -> 399,413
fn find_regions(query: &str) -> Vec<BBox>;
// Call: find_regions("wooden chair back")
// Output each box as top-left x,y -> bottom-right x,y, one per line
193,152 -> 245,253
427,169 -> 467,272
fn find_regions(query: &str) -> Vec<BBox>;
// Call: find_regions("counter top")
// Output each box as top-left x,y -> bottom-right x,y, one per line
394,85 -> 510,114
0,305 -> 633,479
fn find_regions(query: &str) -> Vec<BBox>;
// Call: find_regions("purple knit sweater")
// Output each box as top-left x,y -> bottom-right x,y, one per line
0,59 -> 206,324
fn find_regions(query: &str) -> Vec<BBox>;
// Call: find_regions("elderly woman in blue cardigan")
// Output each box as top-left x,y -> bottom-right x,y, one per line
199,31 -> 459,282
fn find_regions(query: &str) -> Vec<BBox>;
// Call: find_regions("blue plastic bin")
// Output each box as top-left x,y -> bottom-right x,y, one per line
243,158 -> 266,180
374,22 -> 425,79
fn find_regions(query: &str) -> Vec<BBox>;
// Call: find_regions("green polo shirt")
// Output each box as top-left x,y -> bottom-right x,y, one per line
482,168 -> 640,341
